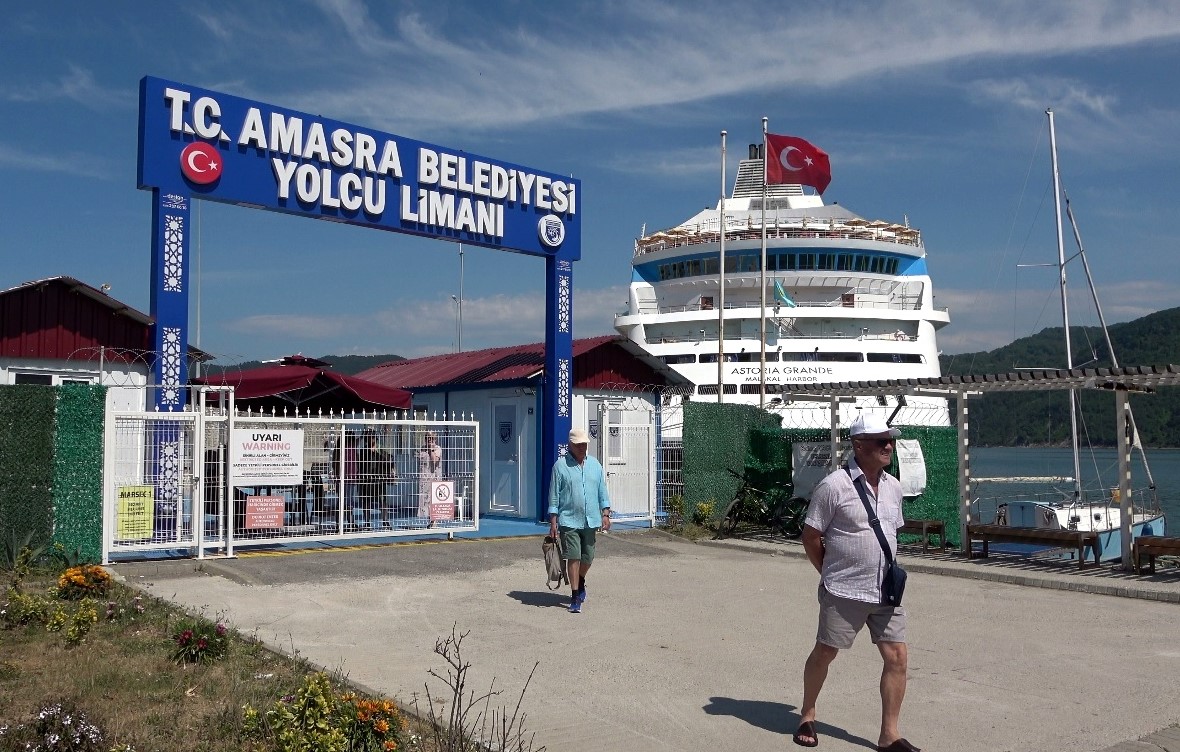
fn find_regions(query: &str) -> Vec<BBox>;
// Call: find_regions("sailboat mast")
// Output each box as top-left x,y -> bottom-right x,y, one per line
1064,196 -> 1157,493
1047,107 -> 1083,503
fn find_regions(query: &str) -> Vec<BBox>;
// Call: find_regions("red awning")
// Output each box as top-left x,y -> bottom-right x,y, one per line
194,358 -> 411,410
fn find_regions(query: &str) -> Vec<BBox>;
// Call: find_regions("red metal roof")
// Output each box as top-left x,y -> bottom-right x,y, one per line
193,358 -> 412,410
357,335 -> 684,391
0,276 -> 209,363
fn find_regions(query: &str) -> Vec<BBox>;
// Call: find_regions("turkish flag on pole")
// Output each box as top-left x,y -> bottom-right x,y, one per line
765,133 -> 832,194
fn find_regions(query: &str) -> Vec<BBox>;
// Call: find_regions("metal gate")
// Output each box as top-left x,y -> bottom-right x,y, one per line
598,401 -> 656,523
103,390 -> 480,562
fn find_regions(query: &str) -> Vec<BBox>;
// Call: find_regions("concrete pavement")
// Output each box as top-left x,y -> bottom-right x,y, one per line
110,530 -> 1180,752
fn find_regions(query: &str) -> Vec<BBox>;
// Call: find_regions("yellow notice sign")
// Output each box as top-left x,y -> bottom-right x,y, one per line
117,485 -> 155,540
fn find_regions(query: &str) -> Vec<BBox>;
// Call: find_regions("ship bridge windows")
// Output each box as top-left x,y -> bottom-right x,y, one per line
654,252 -> 901,282
867,353 -> 926,364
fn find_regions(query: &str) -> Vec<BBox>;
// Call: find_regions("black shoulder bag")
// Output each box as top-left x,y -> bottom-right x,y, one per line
847,468 -> 907,607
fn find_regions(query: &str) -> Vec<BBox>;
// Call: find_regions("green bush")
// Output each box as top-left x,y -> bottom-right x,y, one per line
691,500 -> 716,527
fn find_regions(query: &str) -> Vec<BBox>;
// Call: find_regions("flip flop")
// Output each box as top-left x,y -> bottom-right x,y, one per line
876,738 -> 920,752
792,719 -> 819,747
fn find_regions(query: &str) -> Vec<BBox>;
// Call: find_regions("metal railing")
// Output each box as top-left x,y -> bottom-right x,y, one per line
634,222 -> 922,257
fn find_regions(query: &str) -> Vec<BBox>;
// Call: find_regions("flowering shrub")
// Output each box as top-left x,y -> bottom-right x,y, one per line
0,700 -> 109,751
3,587 -> 51,627
691,499 -> 716,526
245,673 -> 406,752
65,600 -> 98,646
56,565 -> 112,600
170,616 -> 230,664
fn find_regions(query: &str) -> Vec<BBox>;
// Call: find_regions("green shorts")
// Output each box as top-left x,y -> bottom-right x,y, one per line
559,526 -> 596,564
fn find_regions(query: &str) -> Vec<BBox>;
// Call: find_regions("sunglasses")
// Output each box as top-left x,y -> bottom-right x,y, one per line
856,437 -> 896,447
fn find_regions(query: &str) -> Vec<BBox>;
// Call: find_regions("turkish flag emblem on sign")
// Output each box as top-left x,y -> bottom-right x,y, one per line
765,133 -> 831,194
180,141 -> 223,185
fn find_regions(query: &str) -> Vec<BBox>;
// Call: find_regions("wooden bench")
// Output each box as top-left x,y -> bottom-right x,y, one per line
966,523 -> 1100,569
1132,535 -> 1180,575
898,519 -> 947,553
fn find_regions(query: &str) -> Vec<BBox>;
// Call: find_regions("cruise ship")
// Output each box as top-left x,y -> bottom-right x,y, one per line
614,144 -> 952,431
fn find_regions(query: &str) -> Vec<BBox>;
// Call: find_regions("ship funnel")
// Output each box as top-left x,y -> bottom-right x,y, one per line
748,144 -> 759,159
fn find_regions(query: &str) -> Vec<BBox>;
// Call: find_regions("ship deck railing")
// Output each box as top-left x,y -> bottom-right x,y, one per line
619,298 -> 927,317
634,223 -> 923,257
638,331 -> 917,345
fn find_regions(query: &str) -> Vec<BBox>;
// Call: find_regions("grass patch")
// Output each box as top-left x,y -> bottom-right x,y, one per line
0,566 -> 433,751
1,554 -> 544,752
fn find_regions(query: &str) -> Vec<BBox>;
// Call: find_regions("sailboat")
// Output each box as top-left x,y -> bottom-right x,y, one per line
972,109 -> 1167,562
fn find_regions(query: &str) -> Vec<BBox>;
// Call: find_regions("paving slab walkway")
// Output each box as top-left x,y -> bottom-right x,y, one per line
111,529 -> 1180,752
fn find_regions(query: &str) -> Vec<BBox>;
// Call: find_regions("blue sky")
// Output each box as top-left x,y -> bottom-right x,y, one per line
3,1 -> 1180,364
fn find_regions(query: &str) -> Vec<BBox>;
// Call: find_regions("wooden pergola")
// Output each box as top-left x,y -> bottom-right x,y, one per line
775,365 -> 1180,568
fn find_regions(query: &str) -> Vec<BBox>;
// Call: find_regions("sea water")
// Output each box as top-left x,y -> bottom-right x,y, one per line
969,446 -> 1179,531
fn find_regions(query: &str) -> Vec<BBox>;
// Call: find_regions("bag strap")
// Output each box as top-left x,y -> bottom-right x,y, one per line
846,466 -> 894,566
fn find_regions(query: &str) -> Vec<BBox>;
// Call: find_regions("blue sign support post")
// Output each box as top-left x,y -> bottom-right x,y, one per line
148,187 -> 192,411
540,253 -> 575,520
137,76 -> 581,521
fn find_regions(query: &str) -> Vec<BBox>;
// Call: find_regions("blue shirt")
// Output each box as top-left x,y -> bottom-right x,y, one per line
548,454 -> 611,529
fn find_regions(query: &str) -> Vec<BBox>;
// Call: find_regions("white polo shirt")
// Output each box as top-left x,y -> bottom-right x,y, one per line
804,457 -> 904,603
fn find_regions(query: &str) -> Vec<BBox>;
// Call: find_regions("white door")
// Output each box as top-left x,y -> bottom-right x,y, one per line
600,403 -> 655,520
488,401 -> 521,515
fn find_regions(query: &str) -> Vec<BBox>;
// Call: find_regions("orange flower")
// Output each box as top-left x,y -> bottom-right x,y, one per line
383,742 -> 397,751
374,719 -> 389,734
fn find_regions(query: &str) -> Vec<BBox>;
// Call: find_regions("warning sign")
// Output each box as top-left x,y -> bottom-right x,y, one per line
231,428 -> 304,486
429,480 -> 455,522
245,495 -> 285,529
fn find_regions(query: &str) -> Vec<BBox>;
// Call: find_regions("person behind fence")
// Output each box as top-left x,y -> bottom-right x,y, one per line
343,431 -> 360,519
547,427 -> 611,615
793,413 -> 918,752
358,429 -> 394,527
416,431 -> 443,519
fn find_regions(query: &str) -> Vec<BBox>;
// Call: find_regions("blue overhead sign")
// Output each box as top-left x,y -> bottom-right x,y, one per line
137,76 -> 580,259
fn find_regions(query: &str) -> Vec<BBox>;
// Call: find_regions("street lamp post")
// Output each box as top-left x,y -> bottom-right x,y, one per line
457,243 -> 464,352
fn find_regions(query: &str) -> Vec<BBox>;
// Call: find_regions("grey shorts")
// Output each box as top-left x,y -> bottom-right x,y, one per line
816,584 -> 906,649
559,526 -> 596,564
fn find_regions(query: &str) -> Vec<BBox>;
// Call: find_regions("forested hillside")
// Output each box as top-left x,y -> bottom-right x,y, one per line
201,353 -> 405,377
939,307 -> 1180,446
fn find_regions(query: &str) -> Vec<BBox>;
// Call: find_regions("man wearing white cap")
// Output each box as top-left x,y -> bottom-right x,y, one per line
548,427 -> 612,614
792,413 -> 919,752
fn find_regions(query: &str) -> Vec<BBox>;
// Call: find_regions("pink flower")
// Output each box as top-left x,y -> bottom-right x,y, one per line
215,623 -> 227,636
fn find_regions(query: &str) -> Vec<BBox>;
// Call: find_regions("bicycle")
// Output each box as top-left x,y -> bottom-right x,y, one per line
714,468 -> 810,540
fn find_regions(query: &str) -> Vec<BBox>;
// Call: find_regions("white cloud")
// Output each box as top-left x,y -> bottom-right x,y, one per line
0,143 -> 114,179
223,284 -> 626,356
279,1 -> 1180,133
0,64 -> 134,109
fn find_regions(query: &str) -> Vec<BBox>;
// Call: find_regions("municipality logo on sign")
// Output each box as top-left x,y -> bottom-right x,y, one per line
499,421 -> 512,443
537,214 -> 565,248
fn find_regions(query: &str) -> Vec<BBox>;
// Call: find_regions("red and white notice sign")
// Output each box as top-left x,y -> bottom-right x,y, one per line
429,480 -> 455,522
245,495 -> 285,529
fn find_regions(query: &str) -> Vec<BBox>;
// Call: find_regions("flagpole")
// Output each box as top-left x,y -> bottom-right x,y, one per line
759,117 -> 768,410
718,130 -> 727,403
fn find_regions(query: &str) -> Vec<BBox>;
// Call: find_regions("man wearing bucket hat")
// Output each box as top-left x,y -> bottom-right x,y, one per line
792,413 -> 919,752
548,427 -> 611,614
